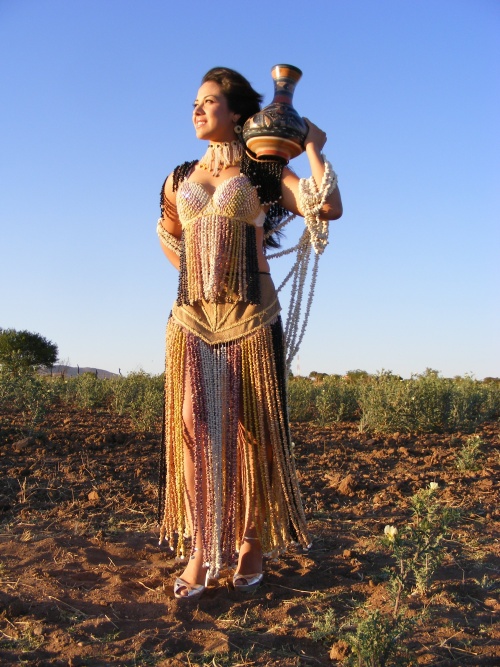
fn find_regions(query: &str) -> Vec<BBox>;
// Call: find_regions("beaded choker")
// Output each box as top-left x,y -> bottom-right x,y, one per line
198,140 -> 243,177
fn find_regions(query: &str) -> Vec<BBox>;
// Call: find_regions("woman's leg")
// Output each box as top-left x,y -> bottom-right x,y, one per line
235,530 -> 263,582
175,367 -> 208,595
234,434 -> 271,581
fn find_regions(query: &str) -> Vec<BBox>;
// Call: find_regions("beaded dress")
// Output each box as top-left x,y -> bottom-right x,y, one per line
157,159 -> 310,581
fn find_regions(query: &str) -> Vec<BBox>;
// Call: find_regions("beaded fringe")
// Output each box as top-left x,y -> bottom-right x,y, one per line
240,150 -> 288,249
158,316 -> 310,581
177,217 -> 259,305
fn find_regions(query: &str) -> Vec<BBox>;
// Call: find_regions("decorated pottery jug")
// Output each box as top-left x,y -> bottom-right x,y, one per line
243,64 -> 308,162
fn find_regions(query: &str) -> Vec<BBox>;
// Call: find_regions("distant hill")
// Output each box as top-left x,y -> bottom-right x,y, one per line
41,365 -> 119,379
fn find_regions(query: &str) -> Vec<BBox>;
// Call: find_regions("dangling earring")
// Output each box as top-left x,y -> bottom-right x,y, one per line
234,124 -> 242,134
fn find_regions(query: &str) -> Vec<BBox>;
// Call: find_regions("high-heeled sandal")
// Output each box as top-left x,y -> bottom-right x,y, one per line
173,577 -> 205,599
233,536 -> 264,591
174,548 -> 207,600
232,571 -> 264,591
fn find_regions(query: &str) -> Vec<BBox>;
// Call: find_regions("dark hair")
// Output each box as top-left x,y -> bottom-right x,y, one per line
202,67 -> 262,125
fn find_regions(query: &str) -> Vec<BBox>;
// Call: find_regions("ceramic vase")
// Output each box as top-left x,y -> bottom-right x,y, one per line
242,64 -> 308,162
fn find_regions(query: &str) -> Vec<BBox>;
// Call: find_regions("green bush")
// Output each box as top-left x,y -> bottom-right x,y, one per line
448,375 -> 500,430
287,376 -> 320,421
342,608 -> 418,667
0,368 -> 57,434
108,373 -> 146,416
315,375 -> 360,425
383,483 -> 459,599
108,371 -> 164,432
64,372 -> 112,409
2,364 -> 497,438
455,434 -> 484,472
0,367 -> 17,407
357,371 -> 409,433
358,370 -> 500,434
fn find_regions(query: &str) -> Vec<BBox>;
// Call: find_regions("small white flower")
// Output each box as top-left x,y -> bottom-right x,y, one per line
429,482 -> 439,490
384,525 -> 398,540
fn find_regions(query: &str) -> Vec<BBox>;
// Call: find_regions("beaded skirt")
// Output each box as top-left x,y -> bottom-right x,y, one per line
158,274 -> 310,581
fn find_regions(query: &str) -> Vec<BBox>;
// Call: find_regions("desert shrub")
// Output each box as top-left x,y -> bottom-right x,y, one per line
455,434 -> 484,472
358,370 -> 499,434
0,367 -> 18,407
345,369 -> 370,382
0,368 -> 57,434
357,371 -> 409,433
287,376 -> 320,421
64,372 -> 112,409
404,370 -> 452,432
108,371 -> 164,432
310,605 -> 419,666
383,483 -> 459,600
483,380 -> 500,418
108,373 -> 147,416
48,375 -> 73,401
315,375 -> 360,425
341,608 -> 418,667
448,375 -> 500,429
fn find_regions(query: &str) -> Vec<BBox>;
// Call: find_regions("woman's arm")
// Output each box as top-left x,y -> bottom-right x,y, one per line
280,118 -> 343,220
158,172 -> 182,271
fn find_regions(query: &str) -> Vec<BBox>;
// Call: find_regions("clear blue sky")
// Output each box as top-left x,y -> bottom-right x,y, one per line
1,0 -> 499,379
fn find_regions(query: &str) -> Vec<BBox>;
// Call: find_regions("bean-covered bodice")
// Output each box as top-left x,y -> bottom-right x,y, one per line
176,175 -> 264,226
176,175 -> 264,306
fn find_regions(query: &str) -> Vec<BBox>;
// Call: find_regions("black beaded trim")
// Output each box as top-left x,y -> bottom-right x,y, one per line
159,176 -> 168,218
245,225 -> 260,304
176,230 -> 188,306
158,161 -> 196,307
265,203 -> 290,249
159,161 -> 197,217
240,151 -> 284,205
172,160 -> 198,192
270,315 -> 300,542
271,315 -> 288,424
240,151 -> 289,249
157,313 -> 171,525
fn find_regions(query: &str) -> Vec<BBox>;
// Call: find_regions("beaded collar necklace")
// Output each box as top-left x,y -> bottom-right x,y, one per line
198,140 -> 243,177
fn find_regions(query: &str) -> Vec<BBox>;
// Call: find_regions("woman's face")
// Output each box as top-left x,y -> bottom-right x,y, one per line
193,81 -> 239,142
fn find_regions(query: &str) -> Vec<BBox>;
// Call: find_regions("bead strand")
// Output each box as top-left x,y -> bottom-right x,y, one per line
156,218 -> 181,256
298,158 -> 337,256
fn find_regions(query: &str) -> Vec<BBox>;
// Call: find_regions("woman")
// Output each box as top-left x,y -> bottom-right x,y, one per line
157,67 -> 342,599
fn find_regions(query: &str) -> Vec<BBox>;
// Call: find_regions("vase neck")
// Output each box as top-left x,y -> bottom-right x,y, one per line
272,77 -> 298,106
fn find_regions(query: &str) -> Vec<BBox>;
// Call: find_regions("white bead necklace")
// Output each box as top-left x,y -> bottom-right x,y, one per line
197,140 -> 243,177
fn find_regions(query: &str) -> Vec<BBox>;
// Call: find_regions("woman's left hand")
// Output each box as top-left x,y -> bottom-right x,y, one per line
303,117 -> 327,152
280,116 -> 342,221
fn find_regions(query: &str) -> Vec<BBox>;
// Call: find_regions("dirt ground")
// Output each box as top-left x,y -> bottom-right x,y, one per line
0,405 -> 499,666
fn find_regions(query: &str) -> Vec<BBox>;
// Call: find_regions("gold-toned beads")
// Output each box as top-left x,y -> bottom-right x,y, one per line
157,318 -> 310,581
